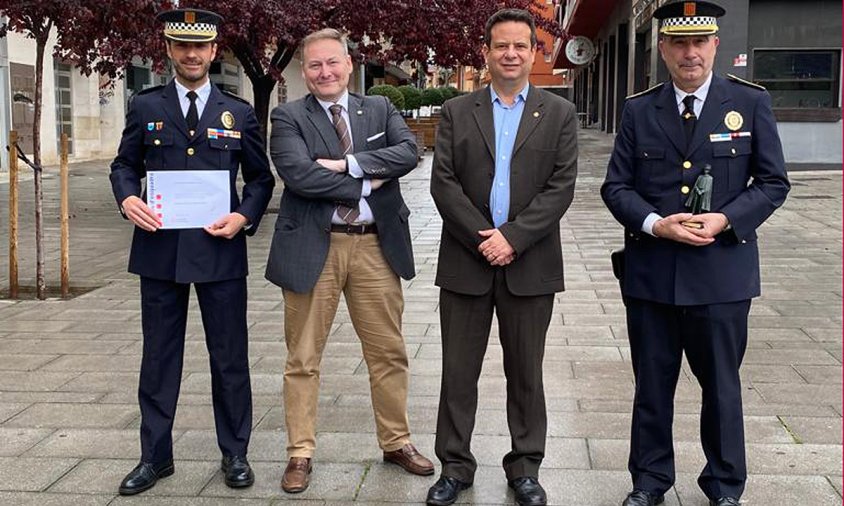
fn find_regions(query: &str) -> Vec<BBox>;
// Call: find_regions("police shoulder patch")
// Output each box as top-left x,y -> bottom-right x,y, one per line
221,90 -> 250,105
626,82 -> 663,100
727,73 -> 766,91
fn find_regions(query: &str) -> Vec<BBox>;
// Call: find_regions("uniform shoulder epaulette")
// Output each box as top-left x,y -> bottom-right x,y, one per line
136,85 -> 165,96
727,73 -> 766,91
626,83 -> 662,100
221,90 -> 251,105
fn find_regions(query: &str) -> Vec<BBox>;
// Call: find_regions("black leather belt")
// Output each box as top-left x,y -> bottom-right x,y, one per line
330,223 -> 378,234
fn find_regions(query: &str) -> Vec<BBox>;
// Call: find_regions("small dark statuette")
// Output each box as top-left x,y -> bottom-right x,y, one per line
685,164 -> 713,214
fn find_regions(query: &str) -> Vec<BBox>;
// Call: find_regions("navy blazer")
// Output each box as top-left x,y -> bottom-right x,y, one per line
265,93 -> 417,293
110,80 -> 275,283
601,74 -> 790,305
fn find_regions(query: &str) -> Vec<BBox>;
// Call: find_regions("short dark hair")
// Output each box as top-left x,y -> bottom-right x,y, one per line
484,8 -> 538,48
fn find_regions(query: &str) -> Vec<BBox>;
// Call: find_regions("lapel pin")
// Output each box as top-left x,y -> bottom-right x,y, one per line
533,111 -> 540,118
356,110 -> 363,115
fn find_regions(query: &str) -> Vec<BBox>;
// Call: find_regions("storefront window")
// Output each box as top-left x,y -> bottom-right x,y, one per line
752,49 -> 840,109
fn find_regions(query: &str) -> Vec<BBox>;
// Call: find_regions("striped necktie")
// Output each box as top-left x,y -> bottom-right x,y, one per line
329,104 -> 359,223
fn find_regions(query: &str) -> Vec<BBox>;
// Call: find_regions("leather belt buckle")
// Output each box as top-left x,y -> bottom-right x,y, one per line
331,223 -> 376,235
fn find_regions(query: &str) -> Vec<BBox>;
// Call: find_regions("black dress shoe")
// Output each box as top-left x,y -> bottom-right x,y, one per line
426,475 -> 472,506
222,455 -> 254,488
508,477 -> 547,506
118,459 -> 174,495
622,489 -> 665,506
710,497 -> 741,506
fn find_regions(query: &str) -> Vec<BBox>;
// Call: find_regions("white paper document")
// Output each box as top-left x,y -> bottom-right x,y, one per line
147,170 -> 230,229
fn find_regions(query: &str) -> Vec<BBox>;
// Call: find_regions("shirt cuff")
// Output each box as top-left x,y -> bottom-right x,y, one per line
361,179 -> 371,198
642,212 -> 662,236
347,155 -> 363,178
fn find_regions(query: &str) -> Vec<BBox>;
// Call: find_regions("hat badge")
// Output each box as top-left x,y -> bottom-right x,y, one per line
724,111 -> 743,131
684,2 -> 696,16
221,111 -> 235,129
185,11 -> 195,24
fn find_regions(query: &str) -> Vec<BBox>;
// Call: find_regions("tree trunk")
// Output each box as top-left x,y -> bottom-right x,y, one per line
33,35 -> 47,300
251,75 -> 276,147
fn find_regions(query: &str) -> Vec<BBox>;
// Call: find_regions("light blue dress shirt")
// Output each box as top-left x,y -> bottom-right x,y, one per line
489,84 -> 529,228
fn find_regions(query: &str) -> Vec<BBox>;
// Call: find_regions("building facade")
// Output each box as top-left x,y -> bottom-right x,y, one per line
556,0 -> 842,169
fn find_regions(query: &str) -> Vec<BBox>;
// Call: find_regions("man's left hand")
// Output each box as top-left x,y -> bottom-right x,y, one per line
682,212 -> 730,239
478,229 -> 515,266
317,158 -> 347,173
205,212 -> 248,239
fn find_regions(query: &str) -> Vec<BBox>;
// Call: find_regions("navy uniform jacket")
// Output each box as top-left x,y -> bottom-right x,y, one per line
601,74 -> 790,306
110,80 -> 275,283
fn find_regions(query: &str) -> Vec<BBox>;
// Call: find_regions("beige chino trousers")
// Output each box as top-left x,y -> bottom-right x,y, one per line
282,232 -> 411,458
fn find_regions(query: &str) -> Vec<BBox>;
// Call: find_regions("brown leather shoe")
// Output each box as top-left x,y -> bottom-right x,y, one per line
281,457 -> 312,493
383,443 -> 435,476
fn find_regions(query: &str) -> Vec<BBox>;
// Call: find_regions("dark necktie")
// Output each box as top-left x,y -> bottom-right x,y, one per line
329,104 -> 359,224
186,90 -> 198,137
682,94 -> 697,148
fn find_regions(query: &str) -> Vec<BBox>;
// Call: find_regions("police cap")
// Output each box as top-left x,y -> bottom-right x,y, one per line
654,1 -> 725,37
156,8 -> 223,43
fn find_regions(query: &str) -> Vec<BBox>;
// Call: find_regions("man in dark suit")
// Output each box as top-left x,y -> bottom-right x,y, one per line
426,9 -> 578,506
601,2 -> 790,506
109,8 -> 274,496
264,28 -> 433,493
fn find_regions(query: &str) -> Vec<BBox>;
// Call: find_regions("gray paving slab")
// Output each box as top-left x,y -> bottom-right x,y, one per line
0,428 -> 54,456
0,456 -> 79,492
24,428 -> 147,459
0,491 -> 113,505
0,131 -> 839,503
48,458 -> 217,496
4,403 -> 138,429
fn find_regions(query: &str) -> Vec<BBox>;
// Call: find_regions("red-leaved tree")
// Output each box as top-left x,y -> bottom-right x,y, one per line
73,0 -> 563,142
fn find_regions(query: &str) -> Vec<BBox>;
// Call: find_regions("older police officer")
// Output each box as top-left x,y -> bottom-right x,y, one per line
601,2 -> 790,505
110,8 -> 274,495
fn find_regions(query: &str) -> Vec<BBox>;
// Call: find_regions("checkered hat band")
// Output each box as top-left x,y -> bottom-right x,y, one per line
164,22 -> 217,36
661,16 -> 717,29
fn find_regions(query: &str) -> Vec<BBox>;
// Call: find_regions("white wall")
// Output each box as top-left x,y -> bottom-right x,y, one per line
778,121 -> 843,165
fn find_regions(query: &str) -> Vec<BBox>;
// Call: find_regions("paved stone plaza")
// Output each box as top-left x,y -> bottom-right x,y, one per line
0,129 -> 840,505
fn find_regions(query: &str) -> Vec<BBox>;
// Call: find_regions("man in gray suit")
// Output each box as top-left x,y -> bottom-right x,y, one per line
426,9 -> 578,506
265,28 -> 433,494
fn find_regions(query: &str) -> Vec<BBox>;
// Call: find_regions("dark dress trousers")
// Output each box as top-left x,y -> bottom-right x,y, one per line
601,74 -> 790,500
110,80 -> 275,463
431,85 -> 578,483
264,93 -> 417,292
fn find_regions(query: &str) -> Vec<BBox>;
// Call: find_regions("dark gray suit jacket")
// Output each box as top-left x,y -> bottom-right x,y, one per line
431,85 -> 578,297
265,92 -> 417,293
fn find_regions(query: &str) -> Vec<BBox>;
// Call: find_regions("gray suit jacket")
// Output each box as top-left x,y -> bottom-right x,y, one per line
265,92 -> 417,293
431,85 -> 578,296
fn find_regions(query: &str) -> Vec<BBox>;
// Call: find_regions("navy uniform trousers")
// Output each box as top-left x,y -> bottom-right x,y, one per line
625,296 -> 750,500
139,277 -> 251,463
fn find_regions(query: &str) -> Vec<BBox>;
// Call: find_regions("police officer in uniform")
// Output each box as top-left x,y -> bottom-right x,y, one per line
601,2 -> 790,505
109,8 -> 275,495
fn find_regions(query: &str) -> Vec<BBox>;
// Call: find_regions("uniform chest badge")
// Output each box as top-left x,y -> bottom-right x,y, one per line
221,111 -> 235,129
724,111 -> 743,131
